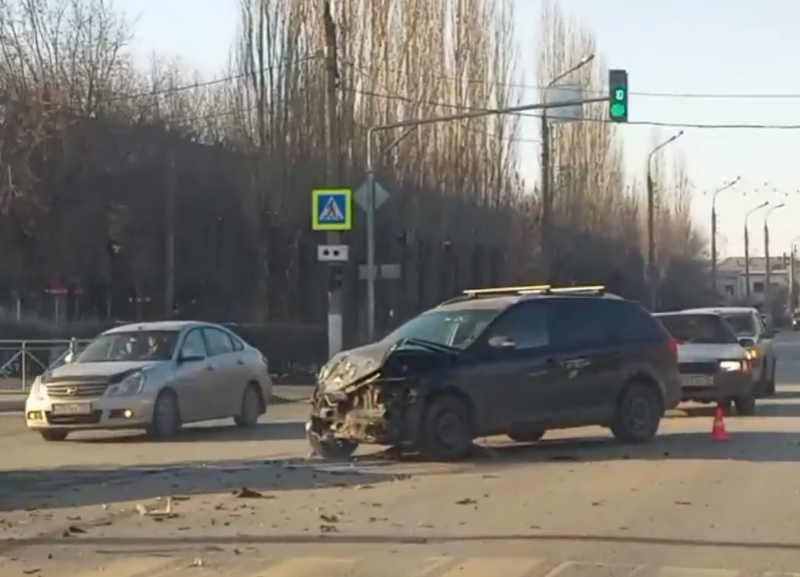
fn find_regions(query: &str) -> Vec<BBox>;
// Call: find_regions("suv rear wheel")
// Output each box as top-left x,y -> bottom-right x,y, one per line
420,395 -> 473,461
611,381 -> 662,444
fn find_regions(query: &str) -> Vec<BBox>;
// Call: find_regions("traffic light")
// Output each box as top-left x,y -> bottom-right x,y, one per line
608,69 -> 628,123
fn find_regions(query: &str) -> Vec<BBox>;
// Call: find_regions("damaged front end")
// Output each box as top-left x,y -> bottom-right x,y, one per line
308,341 -> 455,448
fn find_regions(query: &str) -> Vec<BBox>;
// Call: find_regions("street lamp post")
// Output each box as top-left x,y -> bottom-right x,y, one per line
540,54 -> 595,280
363,95 -> 611,341
710,177 -> 741,299
790,235 -> 800,312
645,131 -> 684,310
744,201 -> 769,299
764,203 -> 785,307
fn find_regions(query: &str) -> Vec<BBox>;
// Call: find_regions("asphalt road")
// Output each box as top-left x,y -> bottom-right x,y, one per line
4,332 -> 800,577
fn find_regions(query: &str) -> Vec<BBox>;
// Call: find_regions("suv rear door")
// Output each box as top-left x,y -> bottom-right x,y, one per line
545,298 -> 627,423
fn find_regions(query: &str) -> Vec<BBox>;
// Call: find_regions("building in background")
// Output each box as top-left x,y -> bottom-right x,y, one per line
715,256 -> 796,320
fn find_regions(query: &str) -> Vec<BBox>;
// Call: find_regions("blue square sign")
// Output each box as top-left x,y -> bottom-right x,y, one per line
312,188 -> 352,231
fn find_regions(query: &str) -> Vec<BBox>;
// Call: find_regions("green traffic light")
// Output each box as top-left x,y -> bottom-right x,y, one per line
610,102 -> 626,118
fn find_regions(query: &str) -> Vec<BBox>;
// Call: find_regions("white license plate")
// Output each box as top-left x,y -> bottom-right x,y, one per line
51,403 -> 92,415
681,374 -> 714,388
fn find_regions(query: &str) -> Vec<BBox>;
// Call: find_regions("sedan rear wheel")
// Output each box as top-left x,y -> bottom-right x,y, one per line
234,384 -> 262,427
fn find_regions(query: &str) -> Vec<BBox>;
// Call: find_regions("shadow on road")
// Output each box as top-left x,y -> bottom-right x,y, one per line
0,456 -> 404,513
67,421 -> 306,444
462,429 -> 800,468
5,530 -> 800,552
677,399 -> 800,418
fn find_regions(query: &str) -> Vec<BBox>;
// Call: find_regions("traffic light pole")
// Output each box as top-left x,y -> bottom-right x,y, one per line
321,0 -> 343,357
363,96 -> 609,341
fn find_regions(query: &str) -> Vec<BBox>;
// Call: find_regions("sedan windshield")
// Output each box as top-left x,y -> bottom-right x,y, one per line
76,331 -> 180,363
721,313 -> 757,337
383,308 -> 501,349
656,314 -> 738,344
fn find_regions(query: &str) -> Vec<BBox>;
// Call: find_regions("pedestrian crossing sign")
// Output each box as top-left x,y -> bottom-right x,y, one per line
312,188 -> 352,231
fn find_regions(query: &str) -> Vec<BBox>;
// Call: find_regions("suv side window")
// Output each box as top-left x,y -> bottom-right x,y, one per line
548,298 -> 620,348
203,328 -> 235,356
485,302 -> 549,349
620,303 -> 665,342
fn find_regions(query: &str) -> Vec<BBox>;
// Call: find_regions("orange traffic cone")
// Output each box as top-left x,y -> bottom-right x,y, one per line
711,405 -> 729,441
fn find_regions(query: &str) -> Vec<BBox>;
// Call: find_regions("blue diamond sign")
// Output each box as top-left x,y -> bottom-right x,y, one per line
311,188 -> 352,231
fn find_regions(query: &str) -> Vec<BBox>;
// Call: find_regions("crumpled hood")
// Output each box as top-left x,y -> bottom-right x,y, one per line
318,341 -> 392,392
45,360 -> 161,381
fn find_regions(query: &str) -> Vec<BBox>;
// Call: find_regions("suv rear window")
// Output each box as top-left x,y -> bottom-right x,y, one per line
657,314 -> 738,344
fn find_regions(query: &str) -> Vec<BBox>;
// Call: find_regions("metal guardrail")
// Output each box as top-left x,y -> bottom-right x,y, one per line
0,339 -> 91,391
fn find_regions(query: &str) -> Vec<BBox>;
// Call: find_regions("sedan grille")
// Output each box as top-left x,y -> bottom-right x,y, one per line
47,381 -> 110,399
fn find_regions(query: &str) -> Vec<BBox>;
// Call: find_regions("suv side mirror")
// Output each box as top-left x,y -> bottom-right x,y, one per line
739,337 -> 756,348
488,335 -> 516,349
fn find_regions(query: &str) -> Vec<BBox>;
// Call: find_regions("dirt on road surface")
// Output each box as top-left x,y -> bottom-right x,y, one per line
4,339 -> 800,577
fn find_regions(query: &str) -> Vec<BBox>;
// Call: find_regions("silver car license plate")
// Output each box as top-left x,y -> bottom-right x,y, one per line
51,403 -> 92,415
681,374 -> 714,388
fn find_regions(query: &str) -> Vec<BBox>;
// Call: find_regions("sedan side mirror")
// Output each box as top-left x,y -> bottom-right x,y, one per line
739,337 -> 756,348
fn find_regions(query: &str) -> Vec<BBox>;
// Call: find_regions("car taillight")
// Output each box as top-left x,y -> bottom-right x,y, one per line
667,336 -> 678,360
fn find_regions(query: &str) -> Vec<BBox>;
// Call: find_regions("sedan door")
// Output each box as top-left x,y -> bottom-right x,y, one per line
170,328 -> 214,422
201,327 -> 245,418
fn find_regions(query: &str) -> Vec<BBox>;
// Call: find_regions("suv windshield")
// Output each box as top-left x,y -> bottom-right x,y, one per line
656,314 -> 738,344
383,308 -> 501,349
76,331 -> 180,363
721,313 -> 757,337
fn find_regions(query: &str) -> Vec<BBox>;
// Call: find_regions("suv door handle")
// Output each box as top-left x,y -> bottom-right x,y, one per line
236,359 -> 245,366
205,364 -> 215,371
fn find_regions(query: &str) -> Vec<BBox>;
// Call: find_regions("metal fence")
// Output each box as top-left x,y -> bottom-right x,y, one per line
0,339 -> 90,391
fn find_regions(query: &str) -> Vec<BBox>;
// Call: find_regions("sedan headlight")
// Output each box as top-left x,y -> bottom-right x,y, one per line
719,360 -> 743,372
107,371 -> 146,396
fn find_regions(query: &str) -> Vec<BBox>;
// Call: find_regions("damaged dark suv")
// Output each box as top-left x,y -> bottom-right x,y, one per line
307,284 -> 681,461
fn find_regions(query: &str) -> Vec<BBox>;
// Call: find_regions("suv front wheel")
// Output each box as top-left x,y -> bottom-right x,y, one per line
611,381 -> 663,444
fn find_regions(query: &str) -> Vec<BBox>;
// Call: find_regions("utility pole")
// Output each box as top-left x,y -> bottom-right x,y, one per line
165,147 -> 176,318
744,201 -> 769,301
645,131 -> 684,311
791,244 -> 797,311
321,0 -> 343,357
540,113 -> 552,279
763,203 -> 785,310
539,55 -> 595,281
710,177 -> 740,300
744,224 -> 750,298
764,220 -> 771,303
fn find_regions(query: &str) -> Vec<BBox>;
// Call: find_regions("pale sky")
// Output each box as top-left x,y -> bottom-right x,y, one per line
117,0 -> 800,259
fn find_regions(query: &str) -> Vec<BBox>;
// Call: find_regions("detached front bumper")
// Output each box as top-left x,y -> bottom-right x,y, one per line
25,395 -> 156,430
308,381 -> 422,447
679,370 -> 754,403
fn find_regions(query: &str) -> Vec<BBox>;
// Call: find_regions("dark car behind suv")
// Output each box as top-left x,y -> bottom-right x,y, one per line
307,284 -> 681,461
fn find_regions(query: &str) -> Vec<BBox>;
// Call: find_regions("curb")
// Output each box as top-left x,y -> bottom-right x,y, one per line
0,398 -> 25,413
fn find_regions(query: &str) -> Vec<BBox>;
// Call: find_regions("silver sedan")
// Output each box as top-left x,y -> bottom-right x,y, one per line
24,321 -> 273,441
